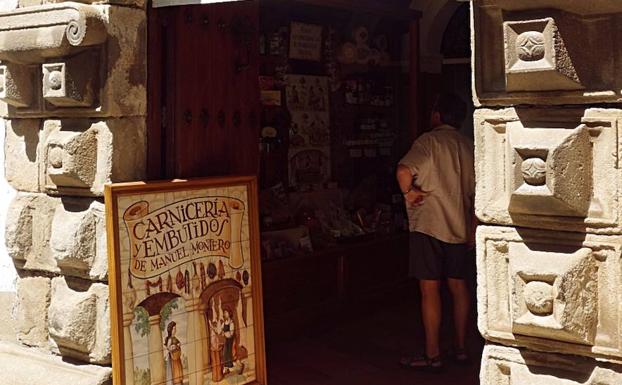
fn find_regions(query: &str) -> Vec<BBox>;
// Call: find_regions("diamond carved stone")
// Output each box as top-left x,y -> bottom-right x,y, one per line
475,109 -> 620,233
45,129 -> 98,191
48,71 -> 63,91
510,242 -> 598,345
516,31 -> 546,62
523,281 -> 554,316
521,158 -> 547,186
509,122 -> 592,218
504,18 -> 583,91
48,147 -> 64,169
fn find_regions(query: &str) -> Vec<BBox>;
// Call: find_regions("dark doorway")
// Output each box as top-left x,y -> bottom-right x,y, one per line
146,1 -> 481,384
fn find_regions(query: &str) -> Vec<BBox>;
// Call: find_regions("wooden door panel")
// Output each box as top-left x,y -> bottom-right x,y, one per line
173,6 -> 200,177
225,1 -> 260,176
208,2 -> 235,177
157,1 -> 260,179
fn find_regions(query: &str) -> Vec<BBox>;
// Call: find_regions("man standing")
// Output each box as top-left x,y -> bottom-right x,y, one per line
397,93 -> 475,371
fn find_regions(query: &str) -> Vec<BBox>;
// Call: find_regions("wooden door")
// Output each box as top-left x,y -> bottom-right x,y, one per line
148,0 -> 260,179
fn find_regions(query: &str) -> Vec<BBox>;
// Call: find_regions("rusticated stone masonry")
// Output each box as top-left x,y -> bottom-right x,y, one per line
473,0 -> 622,384
0,1 -> 147,384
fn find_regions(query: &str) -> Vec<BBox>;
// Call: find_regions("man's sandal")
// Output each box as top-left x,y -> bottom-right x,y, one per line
399,355 -> 444,373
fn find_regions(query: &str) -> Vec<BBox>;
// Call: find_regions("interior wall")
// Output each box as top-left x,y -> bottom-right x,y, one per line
412,0 -> 472,135
412,0 -> 467,73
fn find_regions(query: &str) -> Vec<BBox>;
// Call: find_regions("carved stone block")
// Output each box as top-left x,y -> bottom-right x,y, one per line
42,51 -> 98,108
477,226 -> 622,361
15,277 -> 51,348
509,243 -> 597,345
4,119 -> 43,192
40,118 -> 146,196
3,117 -> 145,196
504,18 -> 582,92
50,199 -> 106,281
0,63 -> 34,108
5,193 -> 107,280
508,120 -> 592,217
45,127 -> 98,191
482,345 -> 622,385
48,277 -> 111,365
5,193 -> 57,273
473,1 -> 622,105
475,108 -> 621,233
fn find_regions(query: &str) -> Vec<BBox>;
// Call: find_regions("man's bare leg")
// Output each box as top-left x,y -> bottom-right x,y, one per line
419,279 -> 442,358
447,278 -> 470,351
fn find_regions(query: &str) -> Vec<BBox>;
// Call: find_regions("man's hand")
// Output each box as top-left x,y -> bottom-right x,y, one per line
396,164 -> 428,208
404,187 -> 428,208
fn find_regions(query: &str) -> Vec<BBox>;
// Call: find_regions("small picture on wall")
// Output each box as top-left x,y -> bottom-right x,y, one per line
289,22 -> 323,61
285,75 -> 329,112
261,90 -> 282,106
289,149 -> 330,186
285,75 -> 331,187
290,111 -> 330,147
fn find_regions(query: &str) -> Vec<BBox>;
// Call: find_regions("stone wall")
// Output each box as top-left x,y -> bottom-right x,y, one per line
473,0 -> 622,383
0,119 -> 17,292
0,0 -> 147,383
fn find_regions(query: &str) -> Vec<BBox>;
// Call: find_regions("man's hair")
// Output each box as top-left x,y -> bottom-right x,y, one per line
433,93 -> 467,128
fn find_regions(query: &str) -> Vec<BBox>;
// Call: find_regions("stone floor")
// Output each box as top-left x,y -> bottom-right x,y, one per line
266,282 -> 484,385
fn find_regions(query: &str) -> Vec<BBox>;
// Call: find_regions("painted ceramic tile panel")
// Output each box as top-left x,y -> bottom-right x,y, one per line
106,178 -> 265,385
285,75 -> 331,187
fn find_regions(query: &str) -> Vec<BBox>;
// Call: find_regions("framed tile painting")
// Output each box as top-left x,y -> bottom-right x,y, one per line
105,176 -> 267,385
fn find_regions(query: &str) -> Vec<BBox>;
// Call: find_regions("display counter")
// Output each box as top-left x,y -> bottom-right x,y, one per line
261,232 -> 409,341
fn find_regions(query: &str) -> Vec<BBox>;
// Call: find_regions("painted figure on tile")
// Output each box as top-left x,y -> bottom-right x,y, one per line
222,307 -> 236,374
209,305 -> 225,382
290,85 -> 300,105
164,322 -> 184,385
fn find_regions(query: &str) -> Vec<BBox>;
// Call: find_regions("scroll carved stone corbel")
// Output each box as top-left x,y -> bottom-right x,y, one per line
0,2 -> 107,64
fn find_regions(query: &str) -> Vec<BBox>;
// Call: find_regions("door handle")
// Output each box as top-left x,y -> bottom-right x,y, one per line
218,18 -> 228,32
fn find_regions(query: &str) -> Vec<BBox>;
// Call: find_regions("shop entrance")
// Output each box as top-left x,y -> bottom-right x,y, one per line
147,1 -> 480,384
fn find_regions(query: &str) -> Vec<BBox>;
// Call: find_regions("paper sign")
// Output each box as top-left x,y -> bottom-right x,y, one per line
289,22 -> 323,61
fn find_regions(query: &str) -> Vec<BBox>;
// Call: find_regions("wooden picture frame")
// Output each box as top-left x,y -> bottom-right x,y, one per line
105,176 -> 267,385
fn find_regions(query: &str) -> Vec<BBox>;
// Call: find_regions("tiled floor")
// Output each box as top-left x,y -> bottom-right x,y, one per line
266,283 -> 484,385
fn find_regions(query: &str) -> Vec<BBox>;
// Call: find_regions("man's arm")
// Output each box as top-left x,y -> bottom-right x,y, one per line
396,164 -> 427,208
396,165 -> 414,194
